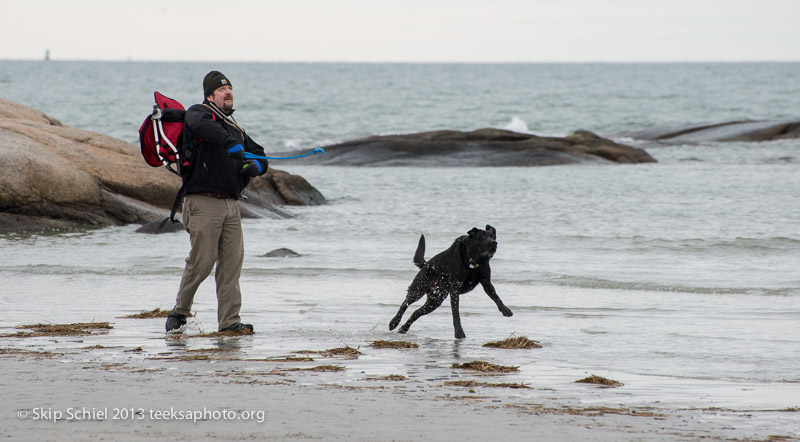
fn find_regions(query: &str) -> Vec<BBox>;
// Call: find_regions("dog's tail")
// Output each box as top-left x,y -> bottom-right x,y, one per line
413,234 -> 426,268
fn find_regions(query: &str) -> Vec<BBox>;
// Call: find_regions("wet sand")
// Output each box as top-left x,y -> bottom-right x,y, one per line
1,319 -> 797,441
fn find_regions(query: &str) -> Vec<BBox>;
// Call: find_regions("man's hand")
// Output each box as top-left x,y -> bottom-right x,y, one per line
228,144 -> 244,161
240,160 -> 263,177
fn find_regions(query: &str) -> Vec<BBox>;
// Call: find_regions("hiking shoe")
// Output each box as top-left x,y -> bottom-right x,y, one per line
220,322 -> 254,334
165,312 -> 187,333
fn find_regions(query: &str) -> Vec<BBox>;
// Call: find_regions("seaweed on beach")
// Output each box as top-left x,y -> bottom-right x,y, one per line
3,322 -> 113,337
101,362 -> 129,370
148,354 -> 214,362
309,365 -> 346,372
452,360 -> 518,373
439,395 -> 494,401
117,308 -> 173,319
230,369 -> 288,377
148,352 -> 314,363
368,340 -> 419,349
483,336 -> 542,349
482,382 -> 531,389
445,380 -> 481,387
252,356 -> 315,363
365,374 -> 407,381
505,403 -> 658,417
444,380 -> 531,389
575,374 -> 623,387
96,362 -> 164,373
181,347 -> 229,353
322,346 -> 361,358
286,365 -> 345,372
0,347 -> 59,358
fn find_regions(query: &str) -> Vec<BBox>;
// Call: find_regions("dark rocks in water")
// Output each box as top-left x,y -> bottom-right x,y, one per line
277,128 -> 656,167
245,169 -> 326,206
0,98 -> 326,234
135,220 -> 184,234
0,213 -> 79,234
617,120 -> 800,144
260,248 -> 303,258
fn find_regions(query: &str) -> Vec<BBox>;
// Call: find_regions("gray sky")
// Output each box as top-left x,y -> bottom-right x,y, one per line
2,0 -> 798,62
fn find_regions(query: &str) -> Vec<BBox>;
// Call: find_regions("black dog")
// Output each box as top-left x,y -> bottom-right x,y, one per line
389,225 -> 513,339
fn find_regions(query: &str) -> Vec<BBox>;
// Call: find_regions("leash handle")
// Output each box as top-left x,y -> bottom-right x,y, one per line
244,147 -> 324,161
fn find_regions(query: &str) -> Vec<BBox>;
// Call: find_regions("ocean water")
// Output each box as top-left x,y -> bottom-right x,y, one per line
3,61 -> 800,147
1,61 -> 799,413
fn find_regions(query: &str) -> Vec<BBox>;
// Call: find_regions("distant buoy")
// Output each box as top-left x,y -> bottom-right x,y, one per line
44,49 -> 50,61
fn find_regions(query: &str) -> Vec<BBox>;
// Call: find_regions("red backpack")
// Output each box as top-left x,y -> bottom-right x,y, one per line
138,92 -> 189,175
138,91 -> 192,228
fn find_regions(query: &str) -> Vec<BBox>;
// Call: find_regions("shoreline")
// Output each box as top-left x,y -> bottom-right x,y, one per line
3,355 -> 786,442
2,322 -> 798,441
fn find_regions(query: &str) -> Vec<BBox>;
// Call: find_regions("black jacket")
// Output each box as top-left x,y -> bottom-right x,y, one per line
181,101 -> 268,199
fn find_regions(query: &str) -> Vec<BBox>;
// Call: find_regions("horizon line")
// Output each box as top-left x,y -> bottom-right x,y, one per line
3,57 -> 800,64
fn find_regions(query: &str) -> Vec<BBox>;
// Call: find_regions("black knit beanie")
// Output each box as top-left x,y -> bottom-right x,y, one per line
203,71 -> 232,98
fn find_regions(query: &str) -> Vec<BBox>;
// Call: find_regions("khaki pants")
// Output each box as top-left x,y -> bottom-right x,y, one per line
173,194 -> 244,330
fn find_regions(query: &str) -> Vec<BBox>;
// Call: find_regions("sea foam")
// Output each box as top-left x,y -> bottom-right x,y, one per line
501,116 -> 533,134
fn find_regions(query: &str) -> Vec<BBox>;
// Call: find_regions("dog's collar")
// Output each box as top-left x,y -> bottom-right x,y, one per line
463,243 -> 480,269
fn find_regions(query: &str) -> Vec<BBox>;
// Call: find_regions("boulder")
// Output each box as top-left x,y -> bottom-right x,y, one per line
276,128 -> 656,166
616,120 -> 800,143
0,98 -> 326,234
245,169 -> 326,207
260,248 -> 304,258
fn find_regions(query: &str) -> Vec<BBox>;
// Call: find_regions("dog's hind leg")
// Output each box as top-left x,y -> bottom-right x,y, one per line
398,294 -> 446,334
389,301 -> 409,331
389,288 -> 426,331
450,295 -> 466,339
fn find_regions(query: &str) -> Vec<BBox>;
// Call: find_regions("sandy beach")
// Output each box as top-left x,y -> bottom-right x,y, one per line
2,317 -> 797,442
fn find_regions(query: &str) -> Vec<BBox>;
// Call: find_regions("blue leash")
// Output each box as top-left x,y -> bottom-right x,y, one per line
244,147 -> 325,161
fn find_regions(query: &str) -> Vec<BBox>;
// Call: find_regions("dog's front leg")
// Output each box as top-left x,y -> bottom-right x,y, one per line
481,280 -> 513,317
450,294 -> 466,339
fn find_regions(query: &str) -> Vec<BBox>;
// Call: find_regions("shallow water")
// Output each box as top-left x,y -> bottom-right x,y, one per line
2,142 -> 799,412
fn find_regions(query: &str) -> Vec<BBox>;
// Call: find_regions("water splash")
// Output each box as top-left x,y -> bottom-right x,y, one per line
500,116 -> 533,134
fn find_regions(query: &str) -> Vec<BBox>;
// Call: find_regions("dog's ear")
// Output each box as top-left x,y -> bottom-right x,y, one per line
468,227 -> 479,237
485,224 -> 496,239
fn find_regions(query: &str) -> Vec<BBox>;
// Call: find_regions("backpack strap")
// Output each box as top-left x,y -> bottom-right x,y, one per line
159,180 -> 188,230
203,102 -> 244,134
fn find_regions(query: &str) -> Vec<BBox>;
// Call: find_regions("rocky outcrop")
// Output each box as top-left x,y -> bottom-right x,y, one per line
616,120 -> 800,143
246,169 -> 327,207
278,128 -> 656,166
260,248 -> 304,258
0,98 -> 326,234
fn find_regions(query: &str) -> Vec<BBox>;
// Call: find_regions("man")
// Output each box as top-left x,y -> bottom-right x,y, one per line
165,71 -> 269,333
